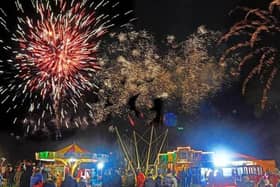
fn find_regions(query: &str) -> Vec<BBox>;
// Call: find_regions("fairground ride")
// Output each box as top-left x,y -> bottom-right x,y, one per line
115,125 -> 168,176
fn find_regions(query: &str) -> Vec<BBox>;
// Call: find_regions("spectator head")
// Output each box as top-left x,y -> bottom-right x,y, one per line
48,174 -> 56,181
35,167 -> 41,173
167,168 -> 172,174
136,168 -> 142,174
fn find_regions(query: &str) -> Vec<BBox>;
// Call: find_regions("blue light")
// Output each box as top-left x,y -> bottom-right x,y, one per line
97,162 -> 104,170
213,150 -> 232,167
163,113 -> 177,127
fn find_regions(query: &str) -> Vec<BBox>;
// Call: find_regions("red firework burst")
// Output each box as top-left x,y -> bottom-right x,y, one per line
0,0 -> 121,132
15,0 -> 105,99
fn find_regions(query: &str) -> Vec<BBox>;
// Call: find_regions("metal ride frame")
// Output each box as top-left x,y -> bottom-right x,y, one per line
115,125 -> 168,176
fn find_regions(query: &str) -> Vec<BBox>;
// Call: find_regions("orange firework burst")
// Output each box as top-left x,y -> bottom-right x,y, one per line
219,0 -> 280,109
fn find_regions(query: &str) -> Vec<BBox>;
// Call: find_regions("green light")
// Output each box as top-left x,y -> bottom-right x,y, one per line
39,151 -> 49,159
159,154 -> 168,164
38,151 -> 55,159
177,127 -> 184,131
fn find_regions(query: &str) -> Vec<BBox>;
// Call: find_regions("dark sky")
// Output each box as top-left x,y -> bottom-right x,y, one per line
134,0 -> 280,162
0,0 -> 280,164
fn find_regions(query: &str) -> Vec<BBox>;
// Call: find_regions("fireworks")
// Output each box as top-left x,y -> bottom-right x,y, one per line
96,28 -> 177,125
0,0 -> 124,133
219,0 -> 280,109
0,0 -> 229,134
176,27 -> 227,112
92,26 -> 228,125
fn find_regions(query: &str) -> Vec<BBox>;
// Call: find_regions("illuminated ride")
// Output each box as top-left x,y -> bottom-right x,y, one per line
35,143 -> 108,185
156,146 -> 279,187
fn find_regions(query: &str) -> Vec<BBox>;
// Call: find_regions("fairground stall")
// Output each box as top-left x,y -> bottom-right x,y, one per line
35,143 -> 109,186
156,146 -> 278,186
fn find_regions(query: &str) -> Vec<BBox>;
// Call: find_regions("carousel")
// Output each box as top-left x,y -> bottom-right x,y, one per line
35,143 -> 108,183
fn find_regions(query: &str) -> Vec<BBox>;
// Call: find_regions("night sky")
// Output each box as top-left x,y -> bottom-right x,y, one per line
0,0 -> 280,164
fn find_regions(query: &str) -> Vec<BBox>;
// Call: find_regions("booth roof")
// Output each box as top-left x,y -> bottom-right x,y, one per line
56,144 -> 90,154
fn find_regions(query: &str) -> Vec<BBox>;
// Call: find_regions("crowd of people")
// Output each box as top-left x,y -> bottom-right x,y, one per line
0,161 -> 180,187
131,168 -> 280,187
0,160 -> 54,187
0,160 -> 280,187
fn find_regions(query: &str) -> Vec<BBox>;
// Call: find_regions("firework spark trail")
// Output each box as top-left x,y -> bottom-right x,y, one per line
219,0 -> 280,109
0,0 -> 128,134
